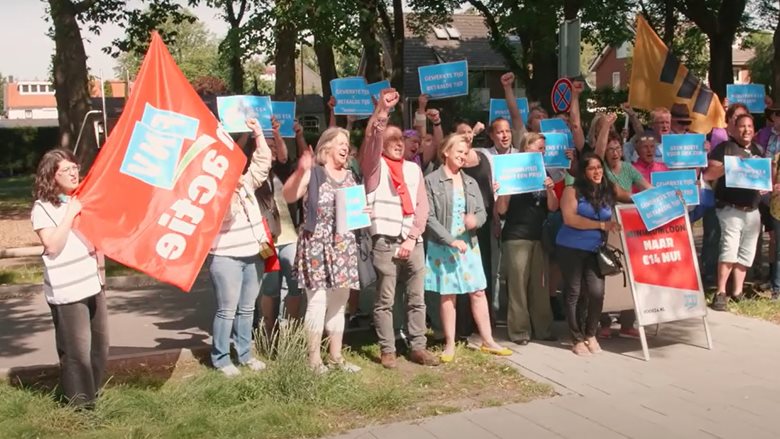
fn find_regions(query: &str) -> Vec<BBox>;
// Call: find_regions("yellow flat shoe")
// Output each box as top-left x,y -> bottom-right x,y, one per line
480,345 -> 513,356
440,353 -> 454,363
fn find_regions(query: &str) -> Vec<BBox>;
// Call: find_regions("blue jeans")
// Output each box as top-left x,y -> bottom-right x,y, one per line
209,254 -> 264,369
701,207 -> 720,285
260,243 -> 301,317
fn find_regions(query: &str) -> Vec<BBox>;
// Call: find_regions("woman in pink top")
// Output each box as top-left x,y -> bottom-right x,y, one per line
632,131 -> 669,191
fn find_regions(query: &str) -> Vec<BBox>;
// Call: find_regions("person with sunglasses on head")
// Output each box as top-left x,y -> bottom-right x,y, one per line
32,149 -> 106,408
622,107 -> 670,163
632,130 -> 669,189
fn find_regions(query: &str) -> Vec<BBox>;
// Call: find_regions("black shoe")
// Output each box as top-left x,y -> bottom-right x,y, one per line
511,339 -> 529,346
710,293 -> 728,311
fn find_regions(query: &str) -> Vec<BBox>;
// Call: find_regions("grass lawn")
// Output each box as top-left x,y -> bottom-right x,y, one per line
729,297 -> 780,324
0,176 -> 34,218
0,326 -> 554,439
0,258 -> 136,285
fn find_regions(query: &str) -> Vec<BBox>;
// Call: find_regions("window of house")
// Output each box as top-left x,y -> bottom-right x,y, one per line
612,72 -> 621,90
24,110 -> 32,119
20,84 -> 29,93
433,27 -> 449,40
445,26 -> 461,40
733,67 -> 741,84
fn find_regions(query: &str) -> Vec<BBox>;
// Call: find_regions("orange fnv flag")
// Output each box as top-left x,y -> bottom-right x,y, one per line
629,15 -> 726,133
74,32 -> 247,291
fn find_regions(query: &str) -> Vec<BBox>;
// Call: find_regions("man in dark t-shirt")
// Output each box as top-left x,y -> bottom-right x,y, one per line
703,114 -> 764,311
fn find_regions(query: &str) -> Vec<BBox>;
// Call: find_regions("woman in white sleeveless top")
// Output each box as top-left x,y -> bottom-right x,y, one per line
31,149 -> 106,408
208,118 -> 273,377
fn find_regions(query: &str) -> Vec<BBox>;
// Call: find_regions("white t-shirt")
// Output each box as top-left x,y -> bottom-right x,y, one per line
31,199 -> 103,305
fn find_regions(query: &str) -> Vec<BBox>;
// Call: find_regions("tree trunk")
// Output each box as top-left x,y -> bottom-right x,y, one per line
662,0 -> 677,47
226,28 -> 244,93
274,20 -> 297,101
708,32 -> 734,99
773,10 -> 780,103
314,37 -> 338,125
529,42 -> 558,112
358,0 -> 383,83
49,0 -> 94,167
389,0 -> 405,123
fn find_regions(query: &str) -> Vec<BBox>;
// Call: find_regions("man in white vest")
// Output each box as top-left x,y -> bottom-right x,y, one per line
361,88 -> 440,369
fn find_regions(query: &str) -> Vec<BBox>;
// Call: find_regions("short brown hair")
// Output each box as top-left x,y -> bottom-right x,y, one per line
33,148 -> 78,207
726,103 -> 750,123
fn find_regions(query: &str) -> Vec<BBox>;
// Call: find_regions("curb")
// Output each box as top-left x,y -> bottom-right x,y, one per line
0,272 -> 212,299
1,345 -> 211,384
0,246 -> 43,259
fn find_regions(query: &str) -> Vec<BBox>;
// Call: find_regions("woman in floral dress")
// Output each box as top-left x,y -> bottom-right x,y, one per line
424,134 -> 512,362
283,127 -> 360,373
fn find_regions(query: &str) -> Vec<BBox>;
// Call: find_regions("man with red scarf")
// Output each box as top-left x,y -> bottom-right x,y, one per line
361,88 -> 440,369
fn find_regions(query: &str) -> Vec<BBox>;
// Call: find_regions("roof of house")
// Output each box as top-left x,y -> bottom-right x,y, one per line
403,13 -> 509,96
732,46 -> 754,65
4,82 -> 57,111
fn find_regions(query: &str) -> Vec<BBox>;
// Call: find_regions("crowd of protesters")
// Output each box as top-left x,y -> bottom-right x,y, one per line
31,70 -> 780,407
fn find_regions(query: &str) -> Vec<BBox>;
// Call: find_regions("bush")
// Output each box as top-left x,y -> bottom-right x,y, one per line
0,127 -> 59,177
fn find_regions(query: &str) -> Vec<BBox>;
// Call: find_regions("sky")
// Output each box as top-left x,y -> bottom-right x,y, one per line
0,1 -> 228,81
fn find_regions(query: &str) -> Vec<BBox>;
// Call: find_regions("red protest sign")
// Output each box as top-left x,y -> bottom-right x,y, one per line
616,206 -> 706,326
74,32 -> 246,291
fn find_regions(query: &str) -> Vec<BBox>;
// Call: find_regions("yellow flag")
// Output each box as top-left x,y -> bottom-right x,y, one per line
629,15 -> 726,133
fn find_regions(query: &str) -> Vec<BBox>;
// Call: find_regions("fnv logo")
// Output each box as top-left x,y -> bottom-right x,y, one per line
120,103 -> 203,189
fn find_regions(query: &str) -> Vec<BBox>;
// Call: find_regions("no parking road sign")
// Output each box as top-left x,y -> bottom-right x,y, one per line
551,78 -> 573,113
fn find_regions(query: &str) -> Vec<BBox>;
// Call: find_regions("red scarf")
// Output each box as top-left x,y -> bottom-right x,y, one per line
383,156 -> 414,215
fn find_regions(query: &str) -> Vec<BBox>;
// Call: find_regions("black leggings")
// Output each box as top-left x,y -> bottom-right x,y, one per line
556,245 -> 605,343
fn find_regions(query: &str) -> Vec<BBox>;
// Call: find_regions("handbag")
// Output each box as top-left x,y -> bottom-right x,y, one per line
596,235 -> 624,277
355,228 -> 377,288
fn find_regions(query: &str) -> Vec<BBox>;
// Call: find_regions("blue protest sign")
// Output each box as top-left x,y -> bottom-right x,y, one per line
724,156 -> 772,191
631,186 -> 687,231
541,132 -> 571,169
488,98 -> 529,126
216,95 -> 273,133
418,60 -> 469,99
726,84 -> 766,114
492,152 -> 546,196
366,80 -> 393,113
330,77 -> 374,115
660,134 -> 707,168
650,170 -> 699,206
335,184 -> 371,233
540,118 -> 574,148
263,101 -> 296,138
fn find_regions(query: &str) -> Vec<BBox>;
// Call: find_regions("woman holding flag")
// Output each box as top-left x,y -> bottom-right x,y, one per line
208,117 -> 273,377
32,148 -> 107,407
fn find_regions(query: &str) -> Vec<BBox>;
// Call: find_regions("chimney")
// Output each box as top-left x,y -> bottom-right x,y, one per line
8,75 -> 13,84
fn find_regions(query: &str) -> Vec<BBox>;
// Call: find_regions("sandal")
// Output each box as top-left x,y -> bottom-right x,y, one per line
327,357 -> 361,373
572,342 -> 590,356
480,345 -> 513,356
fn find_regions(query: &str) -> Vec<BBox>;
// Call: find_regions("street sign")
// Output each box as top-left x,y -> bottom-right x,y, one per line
551,78 -> 573,113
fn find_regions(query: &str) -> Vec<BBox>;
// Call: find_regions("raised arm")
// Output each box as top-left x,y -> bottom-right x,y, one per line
282,149 -> 313,203
422,108 -> 443,167
244,118 -> 273,190
595,113 -> 617,159
360,88 -> 398,191
621,103 -> 645,139
414,94 -> 429,137
501,72 -> 526,138
293,121 -> 308,158
328,96 -> 337,128
570,80 -> 586,151
544,177 -> 559,211
270,116 -> 288,164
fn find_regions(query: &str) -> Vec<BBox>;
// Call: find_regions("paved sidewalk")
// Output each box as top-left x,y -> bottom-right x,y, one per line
1,280 -> 214,373
328,311 -> 780,439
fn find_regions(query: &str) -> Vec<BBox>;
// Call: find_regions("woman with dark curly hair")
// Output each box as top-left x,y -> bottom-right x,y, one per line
556,152 -> 621,356
31,148 -> 107,407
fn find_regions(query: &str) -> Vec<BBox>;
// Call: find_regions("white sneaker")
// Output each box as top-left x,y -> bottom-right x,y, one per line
243,358 -> 267,371
219,364 -> 241,378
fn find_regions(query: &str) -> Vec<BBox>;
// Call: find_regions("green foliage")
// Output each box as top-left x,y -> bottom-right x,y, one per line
744,31 -> 775,96
0,127 -> 58,177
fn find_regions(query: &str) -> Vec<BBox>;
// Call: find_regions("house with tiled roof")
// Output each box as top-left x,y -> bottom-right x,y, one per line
402,13 -> 519,119
3,78 -> 130,122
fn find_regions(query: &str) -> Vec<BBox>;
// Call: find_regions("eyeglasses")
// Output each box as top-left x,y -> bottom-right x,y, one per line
56,165 -> 80,176
585,166 -> 603,172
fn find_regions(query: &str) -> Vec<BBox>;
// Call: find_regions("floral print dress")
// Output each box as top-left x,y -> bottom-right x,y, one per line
424,187 -> 487,295
294,168 -> 360,290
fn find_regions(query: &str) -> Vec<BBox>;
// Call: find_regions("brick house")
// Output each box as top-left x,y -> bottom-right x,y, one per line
3,78 -> 129,120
